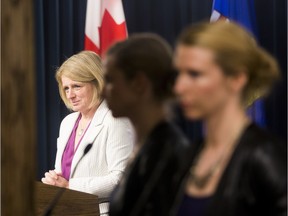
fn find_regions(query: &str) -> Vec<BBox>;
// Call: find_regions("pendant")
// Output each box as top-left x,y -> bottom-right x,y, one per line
78,128 -> 84,136
189,172 -> 212,189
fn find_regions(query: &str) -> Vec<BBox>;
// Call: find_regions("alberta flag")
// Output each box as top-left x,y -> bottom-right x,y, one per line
84,0 -> 128,57
210,0 -> 265,127
211,0 -> 257,35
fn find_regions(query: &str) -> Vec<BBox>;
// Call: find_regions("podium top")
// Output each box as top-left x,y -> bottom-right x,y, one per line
35,181 -> 100,216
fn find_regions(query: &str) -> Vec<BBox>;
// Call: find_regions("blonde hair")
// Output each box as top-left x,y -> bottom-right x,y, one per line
177,21 -> 280,106
55,51 -> 104,110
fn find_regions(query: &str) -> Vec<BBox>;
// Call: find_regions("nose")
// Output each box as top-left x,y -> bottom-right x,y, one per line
66,89 -> 75,99
174,73 -> 187,97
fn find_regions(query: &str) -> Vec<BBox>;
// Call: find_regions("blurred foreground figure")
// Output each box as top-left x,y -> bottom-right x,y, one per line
104,33 -> 192,216
174,21 -> 286,216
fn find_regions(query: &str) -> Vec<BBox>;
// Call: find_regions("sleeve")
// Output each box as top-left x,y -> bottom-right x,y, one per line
68,117 -> 134,199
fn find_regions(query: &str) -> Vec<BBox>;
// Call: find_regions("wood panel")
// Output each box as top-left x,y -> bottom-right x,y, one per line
35,182 -> 100,216
1,0 -> 36,215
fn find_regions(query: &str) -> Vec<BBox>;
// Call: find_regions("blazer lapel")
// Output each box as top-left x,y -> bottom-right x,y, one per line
70,101 -> 110,178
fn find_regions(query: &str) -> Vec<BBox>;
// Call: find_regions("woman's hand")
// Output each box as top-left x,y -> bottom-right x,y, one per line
41,170 -> 69,188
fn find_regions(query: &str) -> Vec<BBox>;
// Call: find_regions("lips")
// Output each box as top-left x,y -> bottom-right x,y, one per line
179,101 -> 190,109
71,100 -> 80,106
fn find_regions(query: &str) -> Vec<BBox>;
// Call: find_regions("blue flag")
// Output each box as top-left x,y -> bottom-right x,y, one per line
211,0 -> 266,127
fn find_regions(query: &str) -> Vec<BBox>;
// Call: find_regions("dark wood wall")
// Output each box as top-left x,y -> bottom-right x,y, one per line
1,0 -> 36,215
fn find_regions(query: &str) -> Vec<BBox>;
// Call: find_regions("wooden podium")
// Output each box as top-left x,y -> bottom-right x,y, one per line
35,181 -> 100,216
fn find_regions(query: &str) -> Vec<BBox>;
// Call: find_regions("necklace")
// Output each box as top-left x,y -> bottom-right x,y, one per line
78,128 -> 85,136
77,119 -> 91,137
188,119 -> 250,189
188,134 -> 241,189
188,154 -> 224,189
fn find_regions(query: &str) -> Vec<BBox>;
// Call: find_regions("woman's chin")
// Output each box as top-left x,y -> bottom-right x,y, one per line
71,106 -> 81,112
183,110 -> 203,120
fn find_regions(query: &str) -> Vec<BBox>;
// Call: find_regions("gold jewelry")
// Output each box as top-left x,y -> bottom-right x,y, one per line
188,119 -> 250,189
188,134 -> 241,188
188,154 -> 223,189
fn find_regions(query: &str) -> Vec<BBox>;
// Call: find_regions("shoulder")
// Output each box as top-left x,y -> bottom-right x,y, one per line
95,100 -> 132,128
57,112 -> 79,136
60,112 -> 79,126
97,104 -> 134,140
240,124 -> 286,211
240,123 -> 285,158
237,123 -> 286,190
102,110 -> 133,130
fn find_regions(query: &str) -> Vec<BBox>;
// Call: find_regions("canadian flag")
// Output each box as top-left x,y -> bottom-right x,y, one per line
84,0 -> 128,57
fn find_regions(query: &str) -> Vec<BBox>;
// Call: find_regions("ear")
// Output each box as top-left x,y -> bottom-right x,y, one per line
227,71 -> 248,93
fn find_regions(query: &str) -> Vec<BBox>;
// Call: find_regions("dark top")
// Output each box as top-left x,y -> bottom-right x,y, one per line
109,121 -> 192,216
175,123 -> 287,216
177,194 -> 211,216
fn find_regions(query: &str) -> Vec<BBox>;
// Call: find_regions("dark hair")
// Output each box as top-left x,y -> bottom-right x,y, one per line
107,33 -> 176,101
177,21 -> 280,106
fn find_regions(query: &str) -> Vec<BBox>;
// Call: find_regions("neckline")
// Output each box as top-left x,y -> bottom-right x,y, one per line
74,114 -> 92,153
187,122 -> 252,193
184,193 -> 212,200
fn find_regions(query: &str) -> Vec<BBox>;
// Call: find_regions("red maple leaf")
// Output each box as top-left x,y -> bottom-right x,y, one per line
98,9 -> 127,56
85,35 -> 100,54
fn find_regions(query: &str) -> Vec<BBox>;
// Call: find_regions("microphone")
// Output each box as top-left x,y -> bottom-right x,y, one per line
83,143 -> 93,155
42,143 -> 93,216
42,187 -> 65,216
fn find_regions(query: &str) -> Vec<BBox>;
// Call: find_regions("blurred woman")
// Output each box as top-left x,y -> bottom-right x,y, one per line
103,33 -> 192,216
41,51 -> 134,215
174,21 -> 286,216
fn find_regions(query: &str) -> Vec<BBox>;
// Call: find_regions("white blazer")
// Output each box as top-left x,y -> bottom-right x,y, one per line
54,101 -> 134,214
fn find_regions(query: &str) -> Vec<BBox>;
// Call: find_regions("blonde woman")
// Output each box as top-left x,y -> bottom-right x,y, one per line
174,22 -> 286,216
41,51 -> 134,215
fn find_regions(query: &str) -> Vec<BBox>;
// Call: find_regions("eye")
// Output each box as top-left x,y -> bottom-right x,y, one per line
73,84 -> 82,90
188,70 -> 201,78
64,87 -> 69,92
